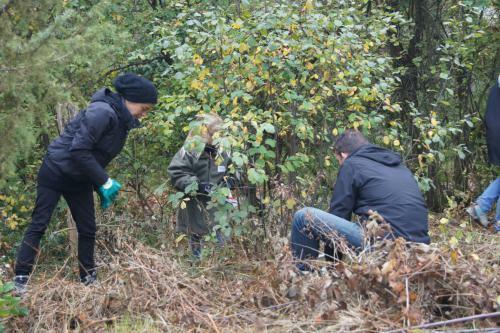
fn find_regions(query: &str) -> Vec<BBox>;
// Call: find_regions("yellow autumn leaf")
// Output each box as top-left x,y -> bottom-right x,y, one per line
347,87 -> 357,96
193,54 -> 203,66
246,80 -> 254,91
231,21 -> 242,29
431,118 -> 438,126
418,154 -> 424,168
450,250 -> 458,264
393,139 -> 400,147
323,71 -> 331,81
298,124 -> 306,134
180,201 -> 187,209
255,133 -> 263,144
470,253 -> 479,261
190,79 -> 202,90
305,62 -> 314,70
286,198 -> 296,209
332,128 -> 338,136
381,259 -> 396,275
232,96 -> 238,106
353,121 -> 360,129
303,0 -> 314,11
383,136 -> 390,145
198,68 -> 210,81
175,234 -> 186,244
239,42 -> 249,53
290,79 -> 297,87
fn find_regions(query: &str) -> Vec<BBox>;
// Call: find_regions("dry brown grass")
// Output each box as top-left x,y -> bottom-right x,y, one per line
5,219 -> 500,332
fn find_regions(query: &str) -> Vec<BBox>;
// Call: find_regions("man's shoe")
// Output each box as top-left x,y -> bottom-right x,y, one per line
466,205 -> 490,227
80,271 -> 97,286
295,262 -> 314,275
465,206 -> 477,219
13,275 -> 29,295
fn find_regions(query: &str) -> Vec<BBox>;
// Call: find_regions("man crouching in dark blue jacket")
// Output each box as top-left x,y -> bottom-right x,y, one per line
13,73 -> 158,293
291,130 -> 430,269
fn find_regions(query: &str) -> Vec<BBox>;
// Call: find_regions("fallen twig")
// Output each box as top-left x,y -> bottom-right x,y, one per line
383,311 -> 500,333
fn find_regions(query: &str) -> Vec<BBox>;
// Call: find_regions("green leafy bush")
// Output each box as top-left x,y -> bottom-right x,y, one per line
0,281 -> 28,332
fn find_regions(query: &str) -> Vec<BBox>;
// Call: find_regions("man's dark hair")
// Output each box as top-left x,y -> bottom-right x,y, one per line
334,129 -> 369,154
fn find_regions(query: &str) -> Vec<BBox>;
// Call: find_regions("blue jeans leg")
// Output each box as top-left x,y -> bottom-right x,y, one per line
477,178 -> 500,216
496,196 -> 500,222
291,207 -> 363,261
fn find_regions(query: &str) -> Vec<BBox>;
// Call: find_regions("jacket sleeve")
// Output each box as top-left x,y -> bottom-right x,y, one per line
167,148 -> 199,191
328,161 -> 357,220
68,103 -> 111,186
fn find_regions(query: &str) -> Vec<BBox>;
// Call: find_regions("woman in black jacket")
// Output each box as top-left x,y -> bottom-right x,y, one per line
13,73 -> 158,293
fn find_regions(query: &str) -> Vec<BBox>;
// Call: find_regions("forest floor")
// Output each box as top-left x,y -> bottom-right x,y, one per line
4,213 -> 500,332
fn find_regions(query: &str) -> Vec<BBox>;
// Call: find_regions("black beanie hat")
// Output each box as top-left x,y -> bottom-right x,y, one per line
113,73 -> 158,104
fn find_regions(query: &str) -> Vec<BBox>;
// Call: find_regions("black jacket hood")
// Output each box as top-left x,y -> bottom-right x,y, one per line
349,144 -> 402,167
91,88 -> 139,130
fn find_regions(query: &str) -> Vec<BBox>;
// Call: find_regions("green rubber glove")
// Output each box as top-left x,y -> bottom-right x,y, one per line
98,178 -> 122,209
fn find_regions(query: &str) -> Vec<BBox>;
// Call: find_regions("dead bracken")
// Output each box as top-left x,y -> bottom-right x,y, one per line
6,223 -> 499,332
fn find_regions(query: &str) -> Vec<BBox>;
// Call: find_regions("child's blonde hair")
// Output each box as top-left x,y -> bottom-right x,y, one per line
180,113 -> 224,159
193,113 -> 223,143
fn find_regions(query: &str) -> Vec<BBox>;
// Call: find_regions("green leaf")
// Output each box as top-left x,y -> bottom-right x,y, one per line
265,139 -> 276,148
247,168 -> 268,184
457,149 -> 465,160
232,155 -> 244,167
261,123 -> 275,134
